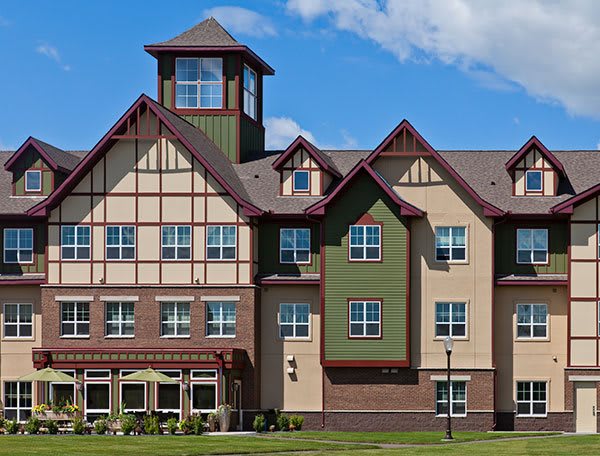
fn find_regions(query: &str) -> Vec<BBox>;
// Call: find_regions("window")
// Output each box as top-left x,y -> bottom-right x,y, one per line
517,229 -> 548,264
50,370 -> 75,406
157,370 -> 182,415
516,304 -> 547,339
517,381 -> 547,416
436,381 -> 467,417
60,302 -> 89,337
61,225 -> 90,260
525,170 -> 543,192
175,58 -> 222,108
3,381 -> 32,421
106,226 -> 135,260
105,302 -> 134,337
161,226 -> 191,260
191,383 -> 217,412
279,303 -> 310,339
243,65 -> 257,120
84,370 -> 111,380
160,302 -> 190,337
4,228 -> 33,263
25,170 -> 41,192
3,303 -> 33,338
206,302 -> 236,337
292,170 -> 310,192
85,382 -> 110,421
349,225 -> 381,261
435,227 -> 466,262
280,228 -> 310,264
435,302 -> 466,338
349,301 -> 381,337
120,373 -> 146,413
207,226 -> 236,260
191,369 -> 218,380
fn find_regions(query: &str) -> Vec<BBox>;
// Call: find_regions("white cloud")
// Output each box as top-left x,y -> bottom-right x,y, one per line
265,117 -> 317,149
203,6 -> 277,37
36,43 -> 71,71
286,0 -> 600,118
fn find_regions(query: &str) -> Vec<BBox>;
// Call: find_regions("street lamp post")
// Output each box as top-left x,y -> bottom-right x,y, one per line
443,336 -> 454,441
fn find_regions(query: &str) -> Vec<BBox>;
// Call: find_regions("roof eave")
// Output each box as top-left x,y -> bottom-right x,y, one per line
5,138 -> 61,172
505,136 -> 566,176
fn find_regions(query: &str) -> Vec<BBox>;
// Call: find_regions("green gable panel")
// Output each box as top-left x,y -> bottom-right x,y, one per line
323,173 -> 408,362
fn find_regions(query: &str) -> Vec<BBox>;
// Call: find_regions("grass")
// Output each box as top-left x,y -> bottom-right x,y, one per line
264,430 -> 560,444
0,435 -> 372,456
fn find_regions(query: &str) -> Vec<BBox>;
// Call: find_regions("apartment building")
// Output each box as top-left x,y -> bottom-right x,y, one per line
0,17 -> 599,432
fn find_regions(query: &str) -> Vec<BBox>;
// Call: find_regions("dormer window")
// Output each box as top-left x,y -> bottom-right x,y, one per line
25,170 -> 41,192
175,58 -> 222,109
243,65 -> 257,120
292,170 -> 310,192
525,170 -> 543,192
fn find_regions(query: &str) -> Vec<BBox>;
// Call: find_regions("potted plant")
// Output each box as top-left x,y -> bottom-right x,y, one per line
217,404 -> 232,432
207,412 -> 218,432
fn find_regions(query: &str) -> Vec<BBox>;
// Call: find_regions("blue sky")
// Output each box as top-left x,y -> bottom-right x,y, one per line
1,1 -> 600,152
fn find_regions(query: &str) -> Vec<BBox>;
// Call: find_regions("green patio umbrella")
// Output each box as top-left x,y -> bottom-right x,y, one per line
18,367 -> 78,383
120,367 -> 177,383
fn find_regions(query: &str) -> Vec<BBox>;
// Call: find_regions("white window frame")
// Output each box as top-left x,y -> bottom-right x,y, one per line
49,370 -> 76,405
292,170 -> 310,192
3,381 -> 32,422
516,228 -> 548,264
175,57 -> 223,109
60,302 -> 90,338
436,381 -> 467,417
190,381 -> 218,413
106,225 -> 136,261
161,225 -> 191,261
105,302 -> 135,338
434,302 -> 467,339
349,300 -> 381,338
435,226 -> 467,262
60,225 -> 91,260
516,304 -> 548,339
279,303 -> 311,340
3,303 -> 33,339
525,170 -> 543,192
191,369 -> 218,380
160,302 -> 190,338
206,301 -> 236,338
3,228 -> 34,264
25,170 -> 41,192
243,64 -> 257,120
84,369 -> 111,380
84,381 -> 111,420
516,381 -> 547,417
119,370 -> 147,413
279,228 -> 310,264
206,225 -> 237,261
349,225 -> 381,261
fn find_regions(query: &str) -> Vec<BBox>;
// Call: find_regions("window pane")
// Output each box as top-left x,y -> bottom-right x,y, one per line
122,384 -> 145,410
158,383 -> 180,410
293,171 -> 309,191
192,384 -> 216,410
86,384 -> 110,410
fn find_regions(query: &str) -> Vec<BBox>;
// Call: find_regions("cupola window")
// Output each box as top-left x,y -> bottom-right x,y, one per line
243,65 -> 257,120
175,58 -> 223,109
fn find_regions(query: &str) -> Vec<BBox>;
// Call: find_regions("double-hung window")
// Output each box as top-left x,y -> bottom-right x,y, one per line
3,303 -> 33,338
4,228 -> 33,263
349,225 -> 381,261
292,170 -> 309,192
525,170 -> 543,192
516,381 -> 547,416
516,228 -> 548,264
175,58 -> 223,109
161,226 -> 191,260
279,303 -> 310,339
3,381 -> 32,421
516,304 -> 547,339
206,301 -> 236,337
106,226 -> 135,260
25,170 -> 41,192
436,381 -> 467,417
243,65 -> 257,120
105,302 -> 134,337
349,300 -> 381,337
435,227 -> 466,262
280,228 -> 310,264
61,225 -> 90,260
207,226 -> 236,260
435,302 -> 466,338
61,302 -> 89,337
160,302 -> 190,337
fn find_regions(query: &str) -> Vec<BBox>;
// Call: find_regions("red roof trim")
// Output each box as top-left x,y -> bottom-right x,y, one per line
5,137 -> 69,173
271,135 -> 341,178
551,182 -> 600,214
366,120 -> 505,217
0,279 -> 45,286
28,94 -> 262,217
305,160 -> 424,217
505,136 -> 565,175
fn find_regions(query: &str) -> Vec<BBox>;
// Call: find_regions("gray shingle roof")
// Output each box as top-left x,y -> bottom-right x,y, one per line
147,17 -> 240,48
31,137 -> 83,171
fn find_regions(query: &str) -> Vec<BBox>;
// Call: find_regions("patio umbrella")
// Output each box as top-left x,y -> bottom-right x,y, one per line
120,367 -> 177,383
19,367 -> 78,383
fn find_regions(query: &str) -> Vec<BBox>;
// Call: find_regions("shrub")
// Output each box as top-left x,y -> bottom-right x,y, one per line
289,415 -> 304,431
5,419 -> 19,434
120,414 -> 137,436
72,417 -> 85,435
276,411 -> 289,432
94,417 -> 108,435
179,418 -> 192,435
46,420 -> 59,435
191,415 -> 204,435
143,415 -> 160,435
252,414 -> 266,433
25,416 -> 41,435
167,417 -> 178,435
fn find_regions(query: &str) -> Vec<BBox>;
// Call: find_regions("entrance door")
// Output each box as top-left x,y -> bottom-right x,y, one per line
233,380 -> 242,431
575,382 -> 597,433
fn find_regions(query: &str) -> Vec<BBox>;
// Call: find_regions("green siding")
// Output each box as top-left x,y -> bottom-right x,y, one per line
0,223 -> 46,274
258,222 -> 320,274
324,174 -> 408,361
495,221 -> 568,275
12,148 -> 56,196
182,114 -> 237,162
159,56 -> 174,110
226,55 -> 237,110
240,116 -> 264,162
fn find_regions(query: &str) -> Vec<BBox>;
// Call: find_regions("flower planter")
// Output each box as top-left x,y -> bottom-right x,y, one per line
33,411 -> 76,421
217,406 -> 231,433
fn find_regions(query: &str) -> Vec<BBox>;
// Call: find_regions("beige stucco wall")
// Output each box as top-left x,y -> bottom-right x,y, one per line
495,285 -> 568,412
373,156 -> 494,369
514,150 -> 555,196
260,285 -> 322,411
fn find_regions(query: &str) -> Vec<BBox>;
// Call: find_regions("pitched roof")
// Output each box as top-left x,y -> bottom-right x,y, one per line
271,136 -> 341,178
5,137 -> 82,173
505,136 -> 565,176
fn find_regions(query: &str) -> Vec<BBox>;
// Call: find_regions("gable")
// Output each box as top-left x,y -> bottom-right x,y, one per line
279,147 -> 331,196
9,145 -> 57,196
512,147 -> 558,196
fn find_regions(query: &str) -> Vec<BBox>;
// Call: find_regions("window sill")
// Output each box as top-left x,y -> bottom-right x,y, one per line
2,337 -> 35,341
515,337 -> 550,342
105,335 -> 135,339
159,336 -> 190,339
205,335 -> 236,339
435,414 -> 467,418
60,335 -> 90,339
515,414 -> 548,419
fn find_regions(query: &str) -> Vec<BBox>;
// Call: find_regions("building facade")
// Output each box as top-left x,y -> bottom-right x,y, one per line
0,17 -> 599,432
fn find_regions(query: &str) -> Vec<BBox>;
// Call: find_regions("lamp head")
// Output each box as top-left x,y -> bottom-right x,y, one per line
443,336 -> 454,354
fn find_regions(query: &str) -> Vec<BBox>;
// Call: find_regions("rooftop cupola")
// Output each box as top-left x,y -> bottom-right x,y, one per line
145,17 -> 275,163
